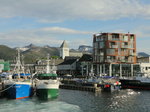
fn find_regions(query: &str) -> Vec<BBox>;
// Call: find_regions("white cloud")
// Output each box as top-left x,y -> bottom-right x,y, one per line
41,27 -> 93,34
0,27 -> 93,48
0,0 -> 150,21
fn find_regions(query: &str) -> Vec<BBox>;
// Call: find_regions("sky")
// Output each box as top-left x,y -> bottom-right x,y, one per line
0,0 -> 150,53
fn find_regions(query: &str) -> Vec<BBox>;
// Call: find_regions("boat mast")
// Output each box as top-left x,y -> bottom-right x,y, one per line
21,54 -> 25,74
14,49 -> 22,78
46,54 -> 50,74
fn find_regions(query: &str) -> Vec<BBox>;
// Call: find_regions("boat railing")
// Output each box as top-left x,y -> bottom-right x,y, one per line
119,76 -> 136,80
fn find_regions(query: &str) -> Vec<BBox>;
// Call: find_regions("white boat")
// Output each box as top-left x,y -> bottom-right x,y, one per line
34,54 -> 59,100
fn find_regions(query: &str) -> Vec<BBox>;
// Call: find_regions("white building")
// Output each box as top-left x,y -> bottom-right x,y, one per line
139,63 -> 150,74
60,40 -> 69,59
137,57 -> 150,75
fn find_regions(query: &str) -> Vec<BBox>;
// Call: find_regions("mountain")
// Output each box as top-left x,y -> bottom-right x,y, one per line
15,43 -> 37,52
0,44 -> 60,63
24,43 -> 37,48
22,46 -> 60,63
137,52 -> 150,57
0,45 -> 17,61
78,45 -> 93,53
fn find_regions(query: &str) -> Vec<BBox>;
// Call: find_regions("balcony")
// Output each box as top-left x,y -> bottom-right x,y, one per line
99,53 -> 104,56
105,59 -> 117,63
111,45 -> 118,48
121,45 -> 129,48
121,59 -> 126,62
128,51 -> 136,56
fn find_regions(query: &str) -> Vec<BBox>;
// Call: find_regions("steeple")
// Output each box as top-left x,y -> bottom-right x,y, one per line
60,40 -> 68,48
60,40 -> 69,59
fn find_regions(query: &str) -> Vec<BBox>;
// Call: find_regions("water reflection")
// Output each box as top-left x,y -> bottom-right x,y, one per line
0,89 -> 149,112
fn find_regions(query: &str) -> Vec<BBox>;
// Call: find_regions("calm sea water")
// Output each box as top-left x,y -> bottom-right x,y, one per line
0,89 -> 149,112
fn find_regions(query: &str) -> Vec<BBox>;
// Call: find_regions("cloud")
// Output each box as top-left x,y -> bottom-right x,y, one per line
0,0 -> 150,22
132,26 -> 150,38
41,27 -> 93,34
0,27 -> 93,48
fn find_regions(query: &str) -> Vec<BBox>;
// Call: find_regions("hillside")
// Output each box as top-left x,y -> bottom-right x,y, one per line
22,46 -> 60,63
137,52 -> 150,57
0,45 -> 17,61
0,45 -> 60,63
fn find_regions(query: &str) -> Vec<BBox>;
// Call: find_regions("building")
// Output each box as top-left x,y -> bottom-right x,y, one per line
137,56 -> 150,75
77,54 -> 93,76
60,40 -> 69,59
137,57 -> 150,63
57,58 -> 79,76
59,41 -> 93,59
93,32 -> 137,77
34,58 -> 63,74
0,60 -> 10,72
69,51 -> 83,57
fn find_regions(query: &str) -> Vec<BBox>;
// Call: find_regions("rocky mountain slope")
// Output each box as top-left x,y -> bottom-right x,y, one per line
0,44 -> 60,63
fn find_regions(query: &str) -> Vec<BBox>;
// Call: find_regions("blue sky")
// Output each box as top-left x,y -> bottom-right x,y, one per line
0,0 -> 150,53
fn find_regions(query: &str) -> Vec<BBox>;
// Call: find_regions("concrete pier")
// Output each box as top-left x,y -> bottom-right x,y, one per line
60,79 -> 101,92
59,84 -> 101,92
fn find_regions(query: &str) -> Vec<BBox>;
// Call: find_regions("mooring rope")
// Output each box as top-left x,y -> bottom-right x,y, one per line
0,82 -> 16,93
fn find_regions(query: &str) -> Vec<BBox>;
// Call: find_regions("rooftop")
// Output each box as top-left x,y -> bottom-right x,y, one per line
60,40 -> 68,48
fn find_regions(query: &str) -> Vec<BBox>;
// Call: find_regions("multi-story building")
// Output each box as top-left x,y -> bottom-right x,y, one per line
93,32 -> 138,77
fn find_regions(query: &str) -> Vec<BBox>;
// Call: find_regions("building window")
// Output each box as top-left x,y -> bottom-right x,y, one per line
146,67 -> 148,70
106,49 -> 115,55
99,42 -> 104,48
122,35 -> 128,41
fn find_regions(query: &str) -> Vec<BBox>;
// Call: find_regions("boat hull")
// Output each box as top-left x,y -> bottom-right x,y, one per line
120,79 -> 150,90
5,82 -> 33,99
36,89 -> 59,100
36,80 -> 59,100
100,84 -> 121,92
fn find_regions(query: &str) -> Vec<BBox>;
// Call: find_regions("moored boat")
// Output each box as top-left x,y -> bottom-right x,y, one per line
4,79 -> 33,99
100,81 -> 121,92
35,73 -> 59,100
34,54 -> 59,100
3,49 -> 33,99
119,73 -> 150,90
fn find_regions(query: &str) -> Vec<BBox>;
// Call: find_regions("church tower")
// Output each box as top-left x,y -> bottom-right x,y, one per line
60,40 -> 69,59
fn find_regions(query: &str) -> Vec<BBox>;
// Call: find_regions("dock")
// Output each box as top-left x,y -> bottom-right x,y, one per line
59,84 -> 101,92
59,79 -> 101,92
59,78 -> 121,92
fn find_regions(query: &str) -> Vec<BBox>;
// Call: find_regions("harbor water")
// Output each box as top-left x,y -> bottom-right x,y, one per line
0,89 -> 149,112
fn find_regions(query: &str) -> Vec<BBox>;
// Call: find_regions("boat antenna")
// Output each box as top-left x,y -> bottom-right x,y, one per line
46,54 -> 50,74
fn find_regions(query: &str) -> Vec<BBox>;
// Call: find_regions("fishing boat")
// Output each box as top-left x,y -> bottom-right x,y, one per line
119,72 -> 150,90
34,54 -> 59,100
4,49 -> 33,99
